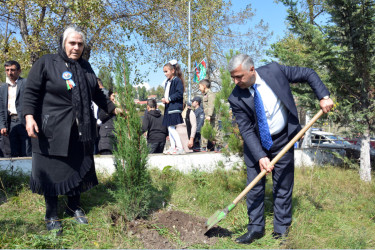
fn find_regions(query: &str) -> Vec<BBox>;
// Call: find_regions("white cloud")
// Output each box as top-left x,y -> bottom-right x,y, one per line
135,82 -> 151,90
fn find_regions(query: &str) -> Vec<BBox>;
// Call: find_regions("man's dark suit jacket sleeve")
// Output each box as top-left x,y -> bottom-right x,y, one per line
0,85 -> 7,129
278,64 -> 330,100
228,96 -> 267,162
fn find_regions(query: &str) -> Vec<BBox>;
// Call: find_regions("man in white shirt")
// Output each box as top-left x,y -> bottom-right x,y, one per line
0,61 -> 31,157
228,54 -> 333,244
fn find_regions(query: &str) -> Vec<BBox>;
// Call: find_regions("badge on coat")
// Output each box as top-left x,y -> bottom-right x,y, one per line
62,71 -> 76,90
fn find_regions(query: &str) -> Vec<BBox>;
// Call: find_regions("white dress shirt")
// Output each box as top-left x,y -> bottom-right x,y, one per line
7,78 -> 18,115
250,72 -> 288,135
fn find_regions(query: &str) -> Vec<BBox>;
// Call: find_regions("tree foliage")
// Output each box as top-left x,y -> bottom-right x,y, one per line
271,0 -> 375,181
137,86 -> 148,101
0,0 -> 271,90
98,66 -> 114,91
148,85 -> 165,99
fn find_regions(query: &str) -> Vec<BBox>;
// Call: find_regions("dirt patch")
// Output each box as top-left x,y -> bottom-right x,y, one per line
128,210 -> 232,248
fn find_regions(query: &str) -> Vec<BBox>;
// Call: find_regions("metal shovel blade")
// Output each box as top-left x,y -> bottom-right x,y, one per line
205,203 -> 236,231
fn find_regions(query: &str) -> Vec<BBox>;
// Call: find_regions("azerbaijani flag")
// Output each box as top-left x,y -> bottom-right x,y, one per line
199,59 -> 207,80
193,62 -> 199,83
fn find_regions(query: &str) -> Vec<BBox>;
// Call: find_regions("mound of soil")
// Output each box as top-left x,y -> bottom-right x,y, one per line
128,210 -> 232,249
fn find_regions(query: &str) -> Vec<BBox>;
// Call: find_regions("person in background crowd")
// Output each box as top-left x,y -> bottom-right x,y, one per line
176,102 -> 197,153
93,77 -> 110,154
98,91 -> 117,155
227,53 -> 333,244
199,79 -> 217,151
23,26 -> 117,235
0,61 -> 31,157
142,99 -> 168,153
191,96 -> 204,151
162,59 -> 185,155
0,81 -> 9,157
97,77 -> 109,97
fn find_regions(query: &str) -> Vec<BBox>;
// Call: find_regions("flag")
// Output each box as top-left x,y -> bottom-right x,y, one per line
193,59 -> 207,83
199,59 -> 207,80
193,62 -> 199,83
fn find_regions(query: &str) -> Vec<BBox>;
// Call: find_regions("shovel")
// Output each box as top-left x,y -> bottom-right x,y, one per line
205,109 -> 324,231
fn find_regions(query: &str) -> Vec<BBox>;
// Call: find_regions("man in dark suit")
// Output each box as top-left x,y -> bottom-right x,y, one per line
0,61 -> 31,157
227,54 -> 333,244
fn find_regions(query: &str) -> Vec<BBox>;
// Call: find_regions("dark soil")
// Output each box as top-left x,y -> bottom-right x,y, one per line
128,210 -> 232,249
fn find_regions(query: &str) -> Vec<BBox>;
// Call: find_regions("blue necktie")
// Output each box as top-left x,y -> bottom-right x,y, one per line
252,84 -> 273,150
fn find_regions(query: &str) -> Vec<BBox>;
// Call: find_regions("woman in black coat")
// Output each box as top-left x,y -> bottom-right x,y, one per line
23,26 -> 115,234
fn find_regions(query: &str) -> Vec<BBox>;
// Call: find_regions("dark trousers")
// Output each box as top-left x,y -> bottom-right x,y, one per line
148,142 -> 166,154
193,132 -> 201,149
9,118 -> 32,157
0,135 -> 11,157
246,129 -> 294,234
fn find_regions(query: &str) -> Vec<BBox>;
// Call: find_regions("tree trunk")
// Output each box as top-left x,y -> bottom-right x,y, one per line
359,131 -> 371,182
301,111 -> 311,148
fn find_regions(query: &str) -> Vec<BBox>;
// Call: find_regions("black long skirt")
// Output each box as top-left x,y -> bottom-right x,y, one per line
29,124 -> 98,196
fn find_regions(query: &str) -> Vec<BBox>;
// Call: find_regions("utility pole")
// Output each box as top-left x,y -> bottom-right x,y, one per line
188,0 -> 192,102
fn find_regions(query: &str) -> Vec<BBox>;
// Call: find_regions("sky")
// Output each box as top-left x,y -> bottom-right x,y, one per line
141,0 -> 290,90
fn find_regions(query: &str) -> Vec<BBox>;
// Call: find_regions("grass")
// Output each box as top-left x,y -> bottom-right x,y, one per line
0,164 -> 375,248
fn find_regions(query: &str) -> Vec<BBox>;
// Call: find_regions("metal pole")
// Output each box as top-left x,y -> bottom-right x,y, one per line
188,0 -> 191,102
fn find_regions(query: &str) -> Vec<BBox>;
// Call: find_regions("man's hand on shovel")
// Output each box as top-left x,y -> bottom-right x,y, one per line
320,97 -> 334,113
259,157 -> 274,173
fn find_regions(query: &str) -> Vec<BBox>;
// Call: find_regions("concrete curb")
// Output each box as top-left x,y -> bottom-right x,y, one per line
0,148 -> 343,175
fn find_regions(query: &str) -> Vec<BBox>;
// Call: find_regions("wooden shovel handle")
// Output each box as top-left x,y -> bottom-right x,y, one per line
232,109 -> 324,205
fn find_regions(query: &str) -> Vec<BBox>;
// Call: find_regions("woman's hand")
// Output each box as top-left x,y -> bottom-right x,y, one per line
25,115 -> 39,138
188,137 -> 194,148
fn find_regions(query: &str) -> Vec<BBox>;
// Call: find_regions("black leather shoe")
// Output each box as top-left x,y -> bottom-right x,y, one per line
45,216 -> 62,235
235,230 -> 265,244
66,209 -> 88,224
272,231 -> 288,240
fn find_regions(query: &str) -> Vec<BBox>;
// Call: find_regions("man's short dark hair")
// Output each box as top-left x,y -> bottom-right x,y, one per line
147,99 -> 157,109
199,79 -> 211,88
4,61 -> 21,70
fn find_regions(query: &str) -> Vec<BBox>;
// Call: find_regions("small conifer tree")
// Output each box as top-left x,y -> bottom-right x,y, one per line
214,51 -> 243,155
111,54 -> 152,220
201,121 -> 216,142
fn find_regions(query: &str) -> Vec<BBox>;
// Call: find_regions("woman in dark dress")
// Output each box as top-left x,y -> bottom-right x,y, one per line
23,26 -> 115,234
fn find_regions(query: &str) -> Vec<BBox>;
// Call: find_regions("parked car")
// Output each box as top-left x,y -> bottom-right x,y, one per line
346,137 -> 375,149
311,131 -> 375,158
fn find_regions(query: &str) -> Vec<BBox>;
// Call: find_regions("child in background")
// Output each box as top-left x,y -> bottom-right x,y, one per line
162,60 -> 185,155
142,99 -> 168,153
199,79 -> 217,151
176,102 -> 197,153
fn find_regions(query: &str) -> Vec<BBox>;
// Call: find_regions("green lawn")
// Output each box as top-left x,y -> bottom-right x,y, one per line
1,165 -> 374,248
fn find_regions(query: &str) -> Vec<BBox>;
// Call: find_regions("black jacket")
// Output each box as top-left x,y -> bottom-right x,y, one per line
98,108 -> 116,152
194,105 -> 205,133
23,54 -> 115,156
0,77 -> 27,128
142,110 -> 168,143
